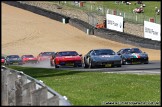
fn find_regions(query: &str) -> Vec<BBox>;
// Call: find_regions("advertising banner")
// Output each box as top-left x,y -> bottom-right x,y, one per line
106,14 -> 123,32
144,21 -> 161,41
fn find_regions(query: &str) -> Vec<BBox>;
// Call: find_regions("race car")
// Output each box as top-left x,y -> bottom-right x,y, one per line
1,56 -> 5,65
117,48 -> 149,65
5,55 -> 23,65
84,49 -> 122,68
50,51 -> 83,68
37,52 -> 55,62
21,55 -> 38,64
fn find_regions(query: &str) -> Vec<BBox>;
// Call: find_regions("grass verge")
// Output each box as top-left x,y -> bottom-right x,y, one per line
8,66 -> 160,106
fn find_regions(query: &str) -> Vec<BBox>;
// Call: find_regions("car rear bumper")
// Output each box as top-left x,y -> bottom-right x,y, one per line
6,61 -> 22,65
23,60 -> 38,64
92,60 -> 121,67
57,60 -> 82,67
124,58 -> 148,64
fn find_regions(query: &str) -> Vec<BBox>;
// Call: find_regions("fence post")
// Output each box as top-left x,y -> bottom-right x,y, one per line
7,71 -> 17,106
31,86 -> 48,106
22,81 -> 36,105
15,73 -> 28,105
1,68 -> 10,106
47,95 -> 59,105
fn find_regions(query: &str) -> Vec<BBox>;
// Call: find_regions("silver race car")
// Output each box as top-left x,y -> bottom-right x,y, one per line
84,49 -> 122,68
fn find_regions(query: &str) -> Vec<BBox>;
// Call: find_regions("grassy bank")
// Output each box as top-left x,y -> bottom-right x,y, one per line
50,1 -> 160,24
9,66 -> 160,106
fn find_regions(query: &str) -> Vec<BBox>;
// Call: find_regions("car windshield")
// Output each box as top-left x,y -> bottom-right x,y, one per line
24,55 -> 34,58
1,56 -> 5,59
58,51 -> 78,56
42,52 -> 55,56
93,49 -> 115,55
124,48 -> 142,54
8,55 -> 20,58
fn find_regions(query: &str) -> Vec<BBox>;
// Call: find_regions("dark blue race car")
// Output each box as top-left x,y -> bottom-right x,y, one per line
117,48 -> 149,65
5,55 -> 23,65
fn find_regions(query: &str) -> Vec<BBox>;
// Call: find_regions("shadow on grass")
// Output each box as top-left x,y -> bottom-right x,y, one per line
8,66 -> 84,78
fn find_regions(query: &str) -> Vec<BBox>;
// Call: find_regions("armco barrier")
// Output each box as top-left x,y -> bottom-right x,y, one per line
69,18 -> 94,35
2,1 -> 160,50
2,1 -> 70,23
93,28 -> 160,50
1,66 -> 71,106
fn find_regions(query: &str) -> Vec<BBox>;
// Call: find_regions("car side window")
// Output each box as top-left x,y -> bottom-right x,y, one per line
91,51 -> 95,56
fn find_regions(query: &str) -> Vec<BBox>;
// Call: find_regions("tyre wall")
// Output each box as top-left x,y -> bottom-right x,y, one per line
3,1 -> 160,50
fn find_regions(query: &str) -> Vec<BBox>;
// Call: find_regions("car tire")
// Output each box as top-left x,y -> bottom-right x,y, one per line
89,59 -> 95,68
50,61 -> 54,66
144,61 -> 149,64
54,61 -> 59,68
55,65 -> 59,68
84,58 -> 89,68
117,64 -> 121,67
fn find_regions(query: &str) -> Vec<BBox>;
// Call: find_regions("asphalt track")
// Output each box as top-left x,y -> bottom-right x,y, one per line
21,60 -> 160,75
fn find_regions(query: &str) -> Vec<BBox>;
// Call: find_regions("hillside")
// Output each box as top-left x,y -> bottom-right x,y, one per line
2,3 -> 160,61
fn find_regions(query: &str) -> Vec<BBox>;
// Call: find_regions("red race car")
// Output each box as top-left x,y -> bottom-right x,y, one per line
37,52 -> 55,62
21,55 -> 38,64
1,56 -> 5,65
50,51 -> 83,68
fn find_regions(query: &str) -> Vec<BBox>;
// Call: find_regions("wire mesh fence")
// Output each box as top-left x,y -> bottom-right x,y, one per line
57,1 -> 160,25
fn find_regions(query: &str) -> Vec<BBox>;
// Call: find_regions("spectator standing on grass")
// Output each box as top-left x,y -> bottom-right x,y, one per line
155,7 -> 160,15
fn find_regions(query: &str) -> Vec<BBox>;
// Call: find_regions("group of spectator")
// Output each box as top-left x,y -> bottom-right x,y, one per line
133,1 -> 145,13
115,1 -> 160,15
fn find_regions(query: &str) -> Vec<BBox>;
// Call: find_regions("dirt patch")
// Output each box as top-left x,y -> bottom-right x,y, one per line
2,3 -> 160,61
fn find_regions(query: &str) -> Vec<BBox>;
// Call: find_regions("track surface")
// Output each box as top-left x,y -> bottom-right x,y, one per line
2,3 -> 161,75
21,60 -> 160,74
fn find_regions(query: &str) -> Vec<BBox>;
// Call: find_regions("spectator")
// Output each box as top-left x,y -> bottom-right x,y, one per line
155,7 -> 160,15
133,7 -> 144,13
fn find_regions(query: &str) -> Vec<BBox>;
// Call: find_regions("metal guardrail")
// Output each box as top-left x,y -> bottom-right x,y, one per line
1,66 -> 71,106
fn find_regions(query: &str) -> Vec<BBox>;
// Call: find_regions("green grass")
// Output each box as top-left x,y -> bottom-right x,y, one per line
50,1 -> 160,24
9,66 -> 160,106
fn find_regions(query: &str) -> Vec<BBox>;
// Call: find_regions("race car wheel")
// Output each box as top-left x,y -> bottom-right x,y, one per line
55,65 -> 59,68
84,58 -> 89,68
144,61 -> 149,64
122,60 -> 127,65
89,59 -> 94,68
50,61 -> 54,66
117,64 -> 121,67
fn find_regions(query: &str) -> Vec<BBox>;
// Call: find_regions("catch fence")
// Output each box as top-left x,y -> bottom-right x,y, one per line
56,1 -> 160,25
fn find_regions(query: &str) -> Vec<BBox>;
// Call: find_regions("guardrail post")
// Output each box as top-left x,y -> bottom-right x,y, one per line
7,71 -> 17,106
47,95 -> 59,105
31,86 -> 48,105
1,68 -> 10,106
22,81 -> 36,105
